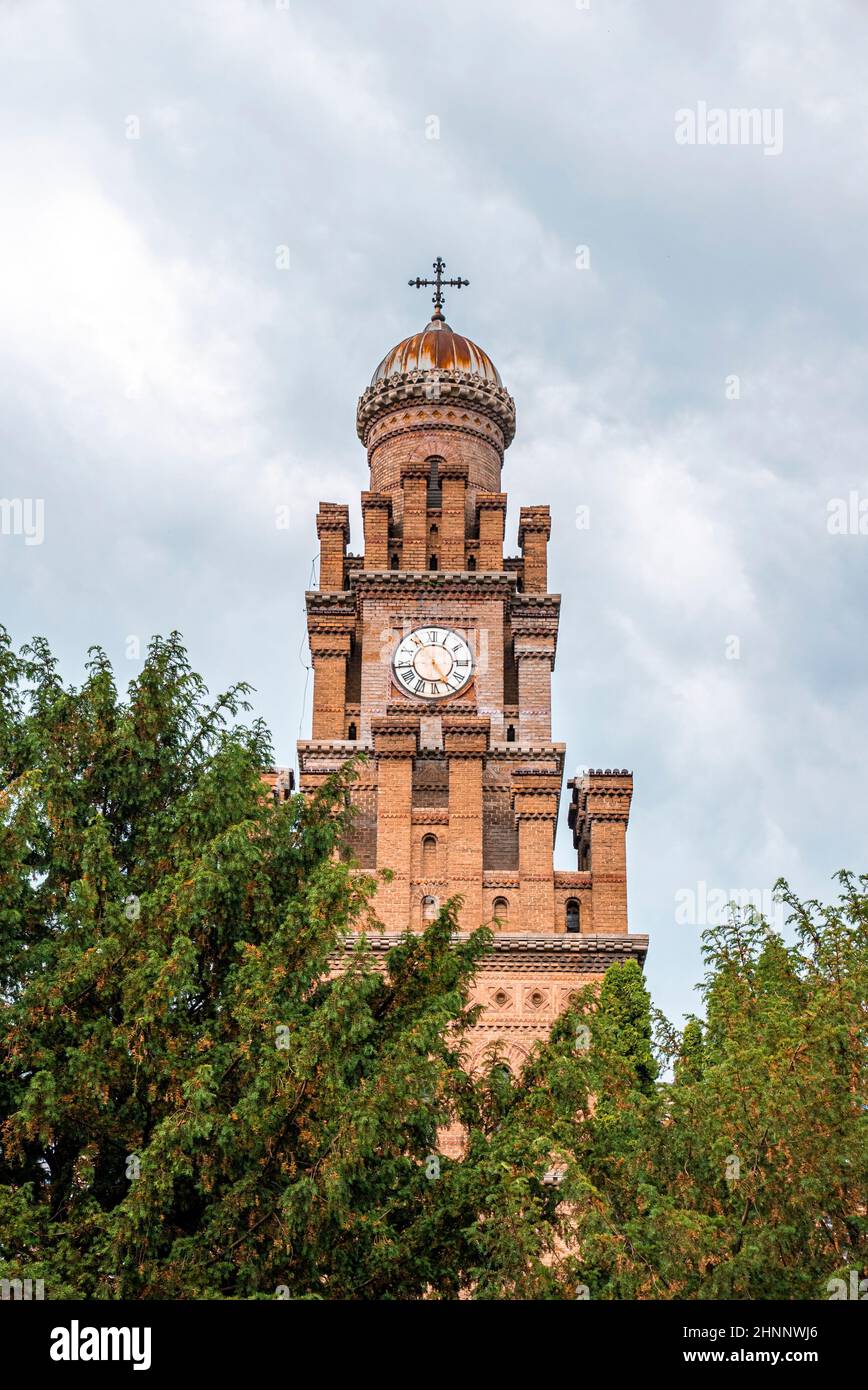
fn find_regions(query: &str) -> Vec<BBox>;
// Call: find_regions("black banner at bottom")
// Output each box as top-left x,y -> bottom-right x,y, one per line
2,1296 -> 862,1376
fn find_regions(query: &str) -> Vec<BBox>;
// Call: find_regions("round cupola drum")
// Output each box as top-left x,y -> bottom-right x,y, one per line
356,258 -> 516,526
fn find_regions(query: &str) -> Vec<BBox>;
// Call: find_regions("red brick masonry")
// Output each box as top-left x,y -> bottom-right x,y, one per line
298,317 -> 648,1061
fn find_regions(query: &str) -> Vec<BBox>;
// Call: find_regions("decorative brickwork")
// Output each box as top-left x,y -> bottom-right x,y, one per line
300,309 -> 647,1066
316,504 -> 349,591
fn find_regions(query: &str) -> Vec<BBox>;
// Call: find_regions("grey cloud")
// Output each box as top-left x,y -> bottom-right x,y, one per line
1,0 -> 866,1023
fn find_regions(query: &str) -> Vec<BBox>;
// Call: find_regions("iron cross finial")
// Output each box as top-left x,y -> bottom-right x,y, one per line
408,256 -> 469,320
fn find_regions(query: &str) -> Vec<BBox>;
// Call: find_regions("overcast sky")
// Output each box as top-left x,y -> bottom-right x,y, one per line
2,0 -> 866,1025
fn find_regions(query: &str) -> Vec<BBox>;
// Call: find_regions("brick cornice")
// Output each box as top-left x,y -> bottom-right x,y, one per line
399,459 -> 431,480
568,770 -> 634,839
332,932 -> 649,972
316,503 -> 350,536
309,635 -> 352,661
513,638 -> 556,663
511,768 -> 563,821
307,613 -> 355,636
305,591 -> 354,617
512,798 -> 560,821
437,459 -> 470,481
518,505 -> 552,543
297,740 -> 363,755
553,870 -> 593,888
371,715 -> 421,760
350,571 -> 516,599
356,369 -> 516,450
443,713 -> 490,759
477,491 -> 508,511
487,742 -> 566,764
297,743 -> 364,777
360,490 -> 392,513
511,608 -> 561,634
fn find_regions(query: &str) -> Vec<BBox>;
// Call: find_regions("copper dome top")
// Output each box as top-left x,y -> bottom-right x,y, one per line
370,315 -> 502,387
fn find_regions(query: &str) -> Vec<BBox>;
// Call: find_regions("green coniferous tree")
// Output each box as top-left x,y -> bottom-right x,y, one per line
1,628 -> 865,1300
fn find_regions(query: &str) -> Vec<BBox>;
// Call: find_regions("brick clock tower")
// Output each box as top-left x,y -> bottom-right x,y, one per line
298,264 -> 648,1072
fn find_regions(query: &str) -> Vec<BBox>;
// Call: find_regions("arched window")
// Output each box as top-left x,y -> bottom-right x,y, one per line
429,555 -> 438,571
421,834 -> 437,873
565,899 -> 580,933
516,577 -> 524,593
492,896 -> 509,924
422,894 -> 438,924
467,555 -> 477,571
347,722 -> 357,741
390,553 -> 399,570
506,724 -> 516,743
429,523 -> 439,537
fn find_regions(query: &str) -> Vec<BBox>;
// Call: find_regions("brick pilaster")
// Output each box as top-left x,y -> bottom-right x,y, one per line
511,771 -> 560,930
513,635 -> 554,740
439,461 -> 468,571
518,506 -> 551,593
568,770 -> 633,934
443,715 -> 490,930
400,462 -> 429,570
477,492 -> 507,571
309,627 -> 353,739
373,716 -> 420,927
361,492 -> 391,571
316,504 -> 350,591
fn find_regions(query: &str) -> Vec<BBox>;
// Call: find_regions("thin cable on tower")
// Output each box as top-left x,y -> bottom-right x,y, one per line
296,551 -> 318,740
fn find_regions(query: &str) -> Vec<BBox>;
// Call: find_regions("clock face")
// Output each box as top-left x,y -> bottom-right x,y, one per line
392,626 -> 474,700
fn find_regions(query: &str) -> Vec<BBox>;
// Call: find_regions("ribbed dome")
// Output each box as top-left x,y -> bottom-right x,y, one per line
371,316 -> 502,387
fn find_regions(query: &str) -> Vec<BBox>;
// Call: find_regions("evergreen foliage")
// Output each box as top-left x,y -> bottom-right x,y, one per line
1,631 -> 864,1298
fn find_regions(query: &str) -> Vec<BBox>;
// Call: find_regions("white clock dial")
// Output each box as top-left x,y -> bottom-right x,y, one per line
392,626 -> 474,700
